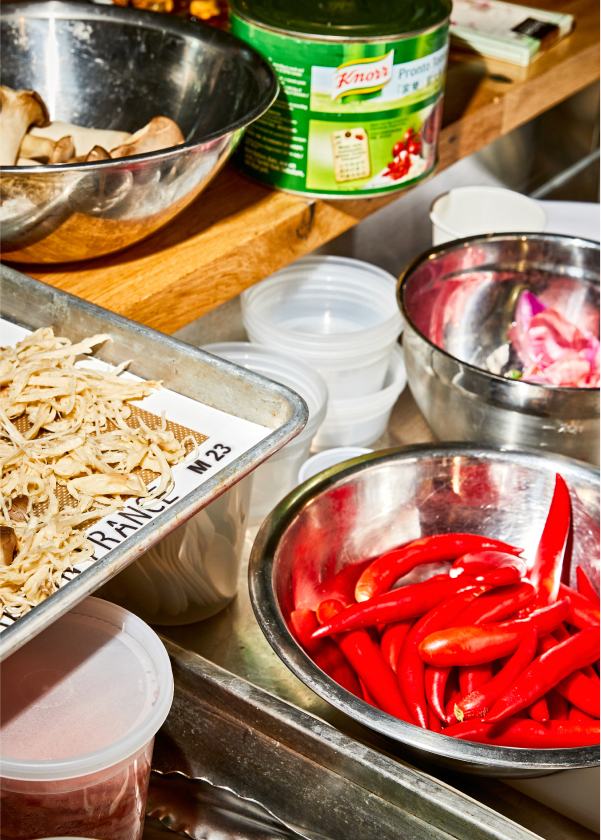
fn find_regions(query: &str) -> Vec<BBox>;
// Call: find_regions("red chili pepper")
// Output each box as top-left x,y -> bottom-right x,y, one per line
560,584 -> 601,628
537,636 -> 601,718
547,690 -> 568,721
289,608 -> 323,654
576,567 -> 600,605
485,627 -> 600,724
317,599 -> 410,720
528,697 -> 550,723
557,671 -> 601,718
568,707 -> 598,724
354,533 -> 522,602
495,598 -> 570,635
452,551 -> 528,579
318,558 -> 372,607
458,582 -> 536,625
540,721 -> 601,747
425,666 -> 451,722
289,608 -> 362,696
398,582 -> 492,728
444,719 -> 600,748
311,574 -> 458,640
530,474 -> 571,607
380,622 -> 411,673
453,627 -> 537,722
459,663 -> 493,697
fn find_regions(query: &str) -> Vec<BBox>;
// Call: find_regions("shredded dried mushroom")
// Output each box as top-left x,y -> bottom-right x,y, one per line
0,327 -> 192,617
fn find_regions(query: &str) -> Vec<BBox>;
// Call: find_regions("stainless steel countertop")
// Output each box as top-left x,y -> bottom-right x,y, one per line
162,389 -> 599,840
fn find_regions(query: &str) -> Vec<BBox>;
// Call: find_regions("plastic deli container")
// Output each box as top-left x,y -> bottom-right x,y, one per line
0,597 -> 173,840
312,346 -> 406,449
204,342 -> 328,523
230,0 -> 450,198
298,447 -> 373,483
430,186 -> 547,244
99,478 -> 252,625
241,256 -> 403,399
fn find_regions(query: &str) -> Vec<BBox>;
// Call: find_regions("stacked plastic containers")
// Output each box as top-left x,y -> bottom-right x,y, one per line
0,597 -> 173,840
241,256 -> 405,448
203,342 -> 328,523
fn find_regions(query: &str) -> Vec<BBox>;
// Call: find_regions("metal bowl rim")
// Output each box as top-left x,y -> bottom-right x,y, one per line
397,231 -> 601,396
249,441 -> 600,772
0,0 -> 279,173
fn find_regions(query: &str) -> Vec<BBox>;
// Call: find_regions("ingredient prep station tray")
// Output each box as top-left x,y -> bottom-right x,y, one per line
0,263 -> 307,661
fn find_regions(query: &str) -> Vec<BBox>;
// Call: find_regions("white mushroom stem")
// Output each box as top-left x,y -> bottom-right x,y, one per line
19,132 -> 75,164
109,116 -> 184,158
0,86 -> 50,166
30,121 -> 131,158
84,145 -> 110,162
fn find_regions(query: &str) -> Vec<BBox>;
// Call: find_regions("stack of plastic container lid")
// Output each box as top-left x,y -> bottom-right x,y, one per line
241,256 -> 405,448
203,342 -> 328,523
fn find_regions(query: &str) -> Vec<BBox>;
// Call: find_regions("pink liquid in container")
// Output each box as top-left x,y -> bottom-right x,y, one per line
0,597 -> 174,840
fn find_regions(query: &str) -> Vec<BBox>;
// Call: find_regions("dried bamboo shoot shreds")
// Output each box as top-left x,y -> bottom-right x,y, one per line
0,327 -> 189,617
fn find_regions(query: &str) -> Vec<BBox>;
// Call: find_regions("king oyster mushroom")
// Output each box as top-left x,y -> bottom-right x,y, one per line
0,86 -> 49,166
30,120 -> 131,158
19,132 -> 76,164
109,116 -> 184,158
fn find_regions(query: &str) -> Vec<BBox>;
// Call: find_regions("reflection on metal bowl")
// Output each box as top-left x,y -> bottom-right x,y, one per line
249,444 -> 600,776
398,233 -> 599,463
0,1 -> 277,263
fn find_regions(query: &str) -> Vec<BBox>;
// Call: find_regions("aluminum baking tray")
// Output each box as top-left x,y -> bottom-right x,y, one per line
146,639 -> 555,840
0,263 -> 307,661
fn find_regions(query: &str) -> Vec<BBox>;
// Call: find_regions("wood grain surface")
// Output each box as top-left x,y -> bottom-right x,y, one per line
24,0 -> 600,335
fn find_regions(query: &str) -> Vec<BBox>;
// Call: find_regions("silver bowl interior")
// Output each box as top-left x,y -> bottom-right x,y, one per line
400,233 -> 600,389
1,1 -> 277,158
249,444 -> 600,776
0,2 -> 277,262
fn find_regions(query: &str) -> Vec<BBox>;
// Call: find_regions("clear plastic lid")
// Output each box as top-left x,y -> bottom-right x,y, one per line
0,597 -> 173,782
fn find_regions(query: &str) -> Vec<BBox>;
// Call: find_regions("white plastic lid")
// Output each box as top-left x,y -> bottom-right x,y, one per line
430,186 -> 547,242
298,447 -> 373,483
203,342 -> 328,444
241,256 -> 402,359
0,597 -> 173,782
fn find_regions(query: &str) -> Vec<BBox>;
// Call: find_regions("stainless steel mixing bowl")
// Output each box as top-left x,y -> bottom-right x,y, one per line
398,234 -> 600,464
0,1 -> 277,262
249,444 -> 600,776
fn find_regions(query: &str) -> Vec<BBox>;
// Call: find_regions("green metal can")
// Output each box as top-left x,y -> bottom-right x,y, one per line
231,0 -> 451,198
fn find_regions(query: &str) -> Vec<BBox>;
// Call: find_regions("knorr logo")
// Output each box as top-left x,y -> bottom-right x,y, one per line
334,51 -> 394,99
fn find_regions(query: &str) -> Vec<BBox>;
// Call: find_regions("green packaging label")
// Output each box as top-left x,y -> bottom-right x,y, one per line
231,15 -> 449,197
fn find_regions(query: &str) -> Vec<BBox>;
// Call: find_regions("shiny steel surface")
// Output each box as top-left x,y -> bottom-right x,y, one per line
0,1 -> 277,262
249,444 -> 600,776
150,639 -> 541,840
398,234 -> 600,463
0,263 -> 307,661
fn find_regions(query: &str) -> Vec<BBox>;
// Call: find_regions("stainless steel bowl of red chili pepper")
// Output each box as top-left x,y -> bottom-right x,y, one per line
397,233 -> 599,465
249,444 -> 600,776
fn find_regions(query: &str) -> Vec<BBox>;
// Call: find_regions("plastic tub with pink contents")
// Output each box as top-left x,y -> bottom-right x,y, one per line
0,597 -> 173,840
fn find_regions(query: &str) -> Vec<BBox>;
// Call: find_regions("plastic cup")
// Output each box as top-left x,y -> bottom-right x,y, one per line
312,346 -> 407,450
298,447 -> 373,484
241,256 -> 403,399
430,186 -> 547,245
0,597 -> 174,840
204,342 -> 328,523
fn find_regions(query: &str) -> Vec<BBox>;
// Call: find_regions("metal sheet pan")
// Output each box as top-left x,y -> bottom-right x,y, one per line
0,263 -> 307,661
149,639 -> 546,840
